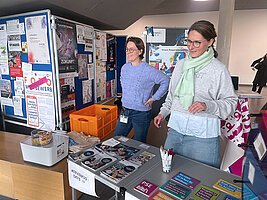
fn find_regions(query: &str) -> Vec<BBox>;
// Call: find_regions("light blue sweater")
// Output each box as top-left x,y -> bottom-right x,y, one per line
121,61 -> 170,111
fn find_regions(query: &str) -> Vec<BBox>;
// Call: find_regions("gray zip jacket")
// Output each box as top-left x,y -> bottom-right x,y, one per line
159,58 -> 238,120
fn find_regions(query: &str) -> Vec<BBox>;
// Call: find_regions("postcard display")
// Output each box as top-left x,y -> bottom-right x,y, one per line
0,10 -> 117,131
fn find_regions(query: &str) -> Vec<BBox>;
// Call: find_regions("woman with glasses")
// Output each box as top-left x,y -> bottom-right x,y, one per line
154,20 -> 238,168
114,37 -> 170,143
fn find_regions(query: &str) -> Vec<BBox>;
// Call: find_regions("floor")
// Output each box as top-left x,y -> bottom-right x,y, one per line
78,85 -> 267,200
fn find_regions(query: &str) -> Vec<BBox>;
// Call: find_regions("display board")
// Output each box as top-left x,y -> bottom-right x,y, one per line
0,10 -> 118,133
0,10 -> 56,130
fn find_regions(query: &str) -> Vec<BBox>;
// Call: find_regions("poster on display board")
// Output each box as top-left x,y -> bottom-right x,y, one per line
0,24 -> 9,75
106,34 -> 116,71
25,15 -> 50,64
82,79 -> 92,104
76,24 -> 94,52
95,31 -> 107,61
0,79 -> 13,106
149,45 -> 188,76
146,27 -> 188,76
55,19 -> 78,74
59,76 -> 76,117
77,54 -> 88,79
24,71 -> 55,130
96,61 -> 106,101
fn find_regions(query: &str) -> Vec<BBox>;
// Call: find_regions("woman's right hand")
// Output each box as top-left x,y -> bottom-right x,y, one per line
154,114 -> 164,128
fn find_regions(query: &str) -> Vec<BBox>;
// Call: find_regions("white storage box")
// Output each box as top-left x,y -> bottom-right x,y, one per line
20,133 -> 69,166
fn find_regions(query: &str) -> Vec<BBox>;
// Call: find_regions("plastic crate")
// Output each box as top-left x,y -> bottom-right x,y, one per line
70,104 -> 118,139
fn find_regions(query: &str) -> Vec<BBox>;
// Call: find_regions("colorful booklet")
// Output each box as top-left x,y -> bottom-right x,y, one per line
81,152 -> 117,171
213,179 -> 241,198
171,172 -> 200,190
148,190 -> 176,200
96,142 -> 140,160
100,160 -> 139,183
68,147 -> 100,162
190,185 -> 220,200
159,180 -> 191,200
134,180 -> 158,197
129,151 -> 156,166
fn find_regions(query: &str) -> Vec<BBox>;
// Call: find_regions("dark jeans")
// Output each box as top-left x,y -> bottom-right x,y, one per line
114,108 -> 152,143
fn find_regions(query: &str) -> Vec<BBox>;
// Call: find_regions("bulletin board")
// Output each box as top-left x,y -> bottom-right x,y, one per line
0,10 -> 118,132
54,17 -> 95,129
0,10 -> 57,130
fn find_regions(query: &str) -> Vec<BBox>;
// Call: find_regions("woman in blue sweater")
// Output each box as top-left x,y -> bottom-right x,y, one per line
114,37 -> 170,143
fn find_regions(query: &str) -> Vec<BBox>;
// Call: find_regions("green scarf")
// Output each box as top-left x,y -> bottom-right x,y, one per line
174,47 -> 214,109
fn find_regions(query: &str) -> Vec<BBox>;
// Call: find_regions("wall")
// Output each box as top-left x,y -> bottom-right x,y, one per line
108,9 -> 267,85
230,9 -> 267,84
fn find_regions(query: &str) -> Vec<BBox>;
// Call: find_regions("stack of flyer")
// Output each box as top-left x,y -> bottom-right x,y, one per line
100,160 -> 139,183
95,139 -> 140,160
81,153 -> 116,171
128,151 -> 155,166
68,146 -> 117,171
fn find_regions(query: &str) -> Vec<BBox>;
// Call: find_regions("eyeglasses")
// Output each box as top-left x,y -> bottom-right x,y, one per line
185,39 -> 205,48
125,48 -> 138,53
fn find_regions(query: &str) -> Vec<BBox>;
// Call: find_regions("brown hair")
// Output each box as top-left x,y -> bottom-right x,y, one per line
189,20 -> 218,58
126,37 -> 145,59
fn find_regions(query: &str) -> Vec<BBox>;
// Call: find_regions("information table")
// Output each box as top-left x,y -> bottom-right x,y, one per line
69,136 -> 242,200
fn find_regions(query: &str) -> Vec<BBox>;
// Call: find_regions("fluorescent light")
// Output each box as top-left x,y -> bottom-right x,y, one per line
193,0 -> 211,1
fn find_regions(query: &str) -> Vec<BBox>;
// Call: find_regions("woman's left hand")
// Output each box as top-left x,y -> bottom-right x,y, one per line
188,101 -> 207,114
144,98 -> 154,108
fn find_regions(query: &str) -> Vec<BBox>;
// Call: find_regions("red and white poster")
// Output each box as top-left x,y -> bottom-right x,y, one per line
24,71 -> 55,130
26,95 -> 39,127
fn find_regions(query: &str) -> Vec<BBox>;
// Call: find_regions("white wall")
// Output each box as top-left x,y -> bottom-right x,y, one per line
230,9 -> 267,84
108,9 -> 267,85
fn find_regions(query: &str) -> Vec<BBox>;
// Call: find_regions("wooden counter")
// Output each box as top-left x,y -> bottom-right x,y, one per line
0,131 -> 78,200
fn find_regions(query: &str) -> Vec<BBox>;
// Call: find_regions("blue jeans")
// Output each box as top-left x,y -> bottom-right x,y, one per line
164,128 -> 220,168
114,108 -> 152,143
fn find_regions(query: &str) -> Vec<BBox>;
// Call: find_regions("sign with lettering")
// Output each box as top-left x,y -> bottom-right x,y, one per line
68,160 -> 97,197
